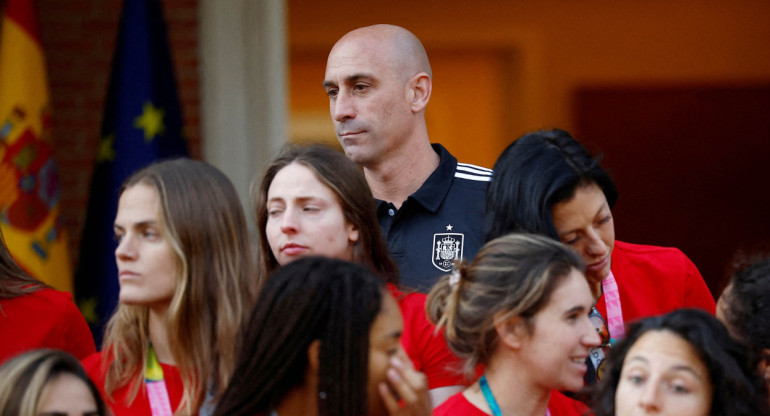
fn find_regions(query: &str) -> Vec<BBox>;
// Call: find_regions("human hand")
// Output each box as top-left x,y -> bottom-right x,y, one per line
378,351 -> 432,416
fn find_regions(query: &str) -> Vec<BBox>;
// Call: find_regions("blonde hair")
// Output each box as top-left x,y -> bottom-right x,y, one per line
426,233 -> 584,377
101,159 -> 256,415
0,349 -> 106,416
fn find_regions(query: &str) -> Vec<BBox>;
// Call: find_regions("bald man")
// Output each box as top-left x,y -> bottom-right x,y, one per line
323,24 -> 491,293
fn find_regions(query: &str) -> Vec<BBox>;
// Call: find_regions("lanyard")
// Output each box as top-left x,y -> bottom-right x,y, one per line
601,271 -> 625,340
589,270 -> 626,380
479,374 -> 551,416
146,343 -> 174,416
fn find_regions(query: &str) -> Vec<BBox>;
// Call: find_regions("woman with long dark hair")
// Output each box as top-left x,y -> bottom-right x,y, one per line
215,256 -> 431,416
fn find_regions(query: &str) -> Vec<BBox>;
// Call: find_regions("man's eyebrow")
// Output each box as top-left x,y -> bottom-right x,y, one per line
323,73 -> 374,89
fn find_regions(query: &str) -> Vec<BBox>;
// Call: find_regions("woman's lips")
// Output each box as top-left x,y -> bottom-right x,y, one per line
118,270 -> 139,281
280,243 -> 308,256
587,255 -> 609,273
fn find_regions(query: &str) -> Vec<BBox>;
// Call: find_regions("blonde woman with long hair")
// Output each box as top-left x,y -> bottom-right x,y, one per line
81,159 -> 256,415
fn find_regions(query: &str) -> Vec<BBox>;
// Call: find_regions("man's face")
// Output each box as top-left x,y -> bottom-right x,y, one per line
323,37 -> 413,168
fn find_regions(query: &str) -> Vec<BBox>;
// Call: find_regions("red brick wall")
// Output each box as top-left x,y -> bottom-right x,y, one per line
37,0 -> 200,264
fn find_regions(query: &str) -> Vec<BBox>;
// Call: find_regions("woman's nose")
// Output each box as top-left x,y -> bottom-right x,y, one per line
115,235 -> 136,260
585,229 -> 608,257
279,210 -> 299,234
638,381 -> 662,412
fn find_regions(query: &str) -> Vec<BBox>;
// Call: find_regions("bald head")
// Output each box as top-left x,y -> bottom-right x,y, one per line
329,24 -> 432,81
323,25 -> 434,169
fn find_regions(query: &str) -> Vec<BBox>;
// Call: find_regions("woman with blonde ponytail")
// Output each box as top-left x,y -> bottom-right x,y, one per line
428,233 -> 600,416
81,159 -> 256,415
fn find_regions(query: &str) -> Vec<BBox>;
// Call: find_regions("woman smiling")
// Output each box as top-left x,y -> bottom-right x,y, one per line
428,234 -> 599,415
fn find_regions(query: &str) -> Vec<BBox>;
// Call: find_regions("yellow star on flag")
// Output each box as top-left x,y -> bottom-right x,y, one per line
96,133 -> 116,162
133,101 -> 165,142
78,296 -> 99,324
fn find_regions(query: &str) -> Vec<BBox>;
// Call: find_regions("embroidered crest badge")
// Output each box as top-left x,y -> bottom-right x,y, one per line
432,226 -> 464,272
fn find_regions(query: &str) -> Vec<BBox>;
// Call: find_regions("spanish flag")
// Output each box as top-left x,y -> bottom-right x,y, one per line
0,0 -> 73,292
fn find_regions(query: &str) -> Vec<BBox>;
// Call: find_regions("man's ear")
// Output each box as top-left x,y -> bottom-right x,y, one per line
408,73 -> 431,113
307,339 -> 322,372
494,313 -> 527,350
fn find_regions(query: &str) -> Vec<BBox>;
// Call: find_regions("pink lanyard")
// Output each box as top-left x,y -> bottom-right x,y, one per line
588,271 -> 625,380
146,344 -> 174,416
602,271 -> 625,340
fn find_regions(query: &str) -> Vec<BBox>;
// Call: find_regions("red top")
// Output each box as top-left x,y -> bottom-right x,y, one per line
0,288 -> 95,364
387,284 -> 467,389
434,390 -> 591,416
82,352 -> 189,416
594,241 -> 716,326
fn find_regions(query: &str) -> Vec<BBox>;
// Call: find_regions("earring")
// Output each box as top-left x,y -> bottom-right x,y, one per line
319,391 -> 327,400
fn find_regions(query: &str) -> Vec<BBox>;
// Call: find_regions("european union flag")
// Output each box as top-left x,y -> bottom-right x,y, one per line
75,0 -> 188,346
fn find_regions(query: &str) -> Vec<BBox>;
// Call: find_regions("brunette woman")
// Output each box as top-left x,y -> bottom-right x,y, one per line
486,128 -> 715,382
252,143 -> 466,406
428,233 -> 600,415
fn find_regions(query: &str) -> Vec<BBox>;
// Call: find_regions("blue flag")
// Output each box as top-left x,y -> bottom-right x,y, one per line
75,0 -> 188,346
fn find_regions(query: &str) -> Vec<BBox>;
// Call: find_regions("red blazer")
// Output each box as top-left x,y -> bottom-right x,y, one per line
594,240 -> 716,327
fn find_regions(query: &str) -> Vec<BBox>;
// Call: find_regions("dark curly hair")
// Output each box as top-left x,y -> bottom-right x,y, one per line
720,258 -> 770,361
592,308 -> 769,416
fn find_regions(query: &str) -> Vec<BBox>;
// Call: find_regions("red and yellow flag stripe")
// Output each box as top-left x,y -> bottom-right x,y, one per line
1,0 -> 73,292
